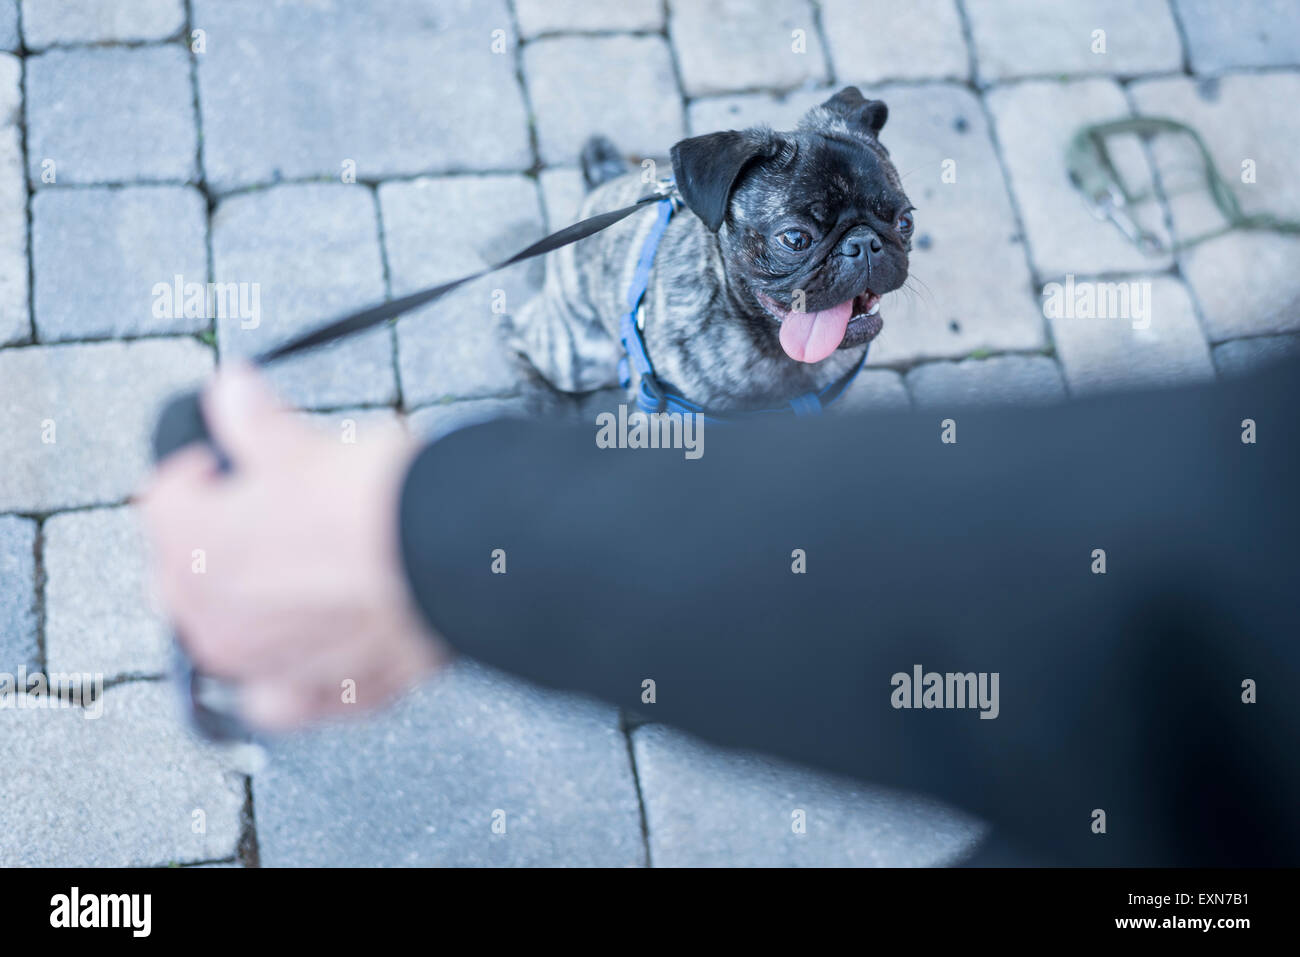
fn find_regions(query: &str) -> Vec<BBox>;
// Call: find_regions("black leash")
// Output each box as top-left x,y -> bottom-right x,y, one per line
154,186 -> 670,743
258,190 -> 667,364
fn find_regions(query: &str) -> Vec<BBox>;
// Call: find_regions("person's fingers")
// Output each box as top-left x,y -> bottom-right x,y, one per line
136,445 -> 232,672
239,673 -> 364,730
138,444 -> 221,598
238,679 -> 315,731
171,602 -> 256,677
174,582 -> 363,678
201,361 -> 310,470
238,650 -> 427,731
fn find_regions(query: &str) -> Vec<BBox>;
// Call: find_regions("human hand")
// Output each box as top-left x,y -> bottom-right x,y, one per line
139,363 -> 449,731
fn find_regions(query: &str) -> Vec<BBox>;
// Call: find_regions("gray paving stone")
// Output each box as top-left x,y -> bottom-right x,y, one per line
515,0 -> 663,37
694,83 -> 1046,363
1212,333 -> 1300,378
905,356 -> 1066,409
193,0 -> 530,192
1047,274 -> 1214,395
632,723 -> 984,866
32,186 -> 208,341
0,681 -> 244,866
25,45 -> 197,186
381,175 -> 544,407
537,167 -> 586,231
688,85 -> 833,135
211,184 -> 394,410
406,395 -> 539,443
986,79 -> 1172,278
524,35 -> 684,166
832,368 -> 911,414
1178,232 -> 1300,342
669,0 -> 828,97
1174,0 -> 1300,72
254,662 -> 645,867
0,0 -> 17,51
43,506 -> 169,680
820,0 -> 968,84
0,515 -> 37,673
1128,74 -> 1300,241
20,0 -> 185,49
964,0 -> 1182,83
0,338 -> 213,512
871,84 -> 1047,363
0,52 -> 26,346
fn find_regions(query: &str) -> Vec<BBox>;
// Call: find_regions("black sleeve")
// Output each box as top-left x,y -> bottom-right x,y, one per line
398,361 -> 1300,866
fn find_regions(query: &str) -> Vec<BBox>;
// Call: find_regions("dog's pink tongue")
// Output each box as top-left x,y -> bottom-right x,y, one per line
778,299 -> 854,363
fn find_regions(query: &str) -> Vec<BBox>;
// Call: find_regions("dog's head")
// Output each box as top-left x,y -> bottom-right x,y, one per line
670,87 -> 912,364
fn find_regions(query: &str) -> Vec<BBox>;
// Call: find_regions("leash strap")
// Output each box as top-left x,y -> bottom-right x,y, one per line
1067,116 -> 1300,255
254,181 -> 867,419
618,199 -> 868,422
256,190 -> 668,365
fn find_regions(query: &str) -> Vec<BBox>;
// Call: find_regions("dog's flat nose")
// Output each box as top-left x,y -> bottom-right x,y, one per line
840,228 -> 884,260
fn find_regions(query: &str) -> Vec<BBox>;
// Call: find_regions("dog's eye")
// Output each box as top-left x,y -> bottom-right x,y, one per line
779,229 -> 812,251
896,212 -> 914,235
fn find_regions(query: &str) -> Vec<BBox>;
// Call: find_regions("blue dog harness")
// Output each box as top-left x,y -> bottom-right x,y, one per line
617,195 -> 869,422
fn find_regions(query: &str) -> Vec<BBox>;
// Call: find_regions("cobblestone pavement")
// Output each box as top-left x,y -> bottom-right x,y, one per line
1,0 -> 1297,867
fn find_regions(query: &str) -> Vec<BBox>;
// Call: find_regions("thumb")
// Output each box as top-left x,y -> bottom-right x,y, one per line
202,362 -> 306,469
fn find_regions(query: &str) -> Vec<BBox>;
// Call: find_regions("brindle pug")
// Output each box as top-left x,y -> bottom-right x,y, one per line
509,86 -> 913,413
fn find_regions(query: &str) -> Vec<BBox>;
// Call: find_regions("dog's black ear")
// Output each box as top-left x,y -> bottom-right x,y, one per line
820,86 -> 888,136
670,130 -> 772,232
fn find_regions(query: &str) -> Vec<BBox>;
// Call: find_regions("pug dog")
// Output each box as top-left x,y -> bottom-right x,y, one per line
509,86 -> 913,413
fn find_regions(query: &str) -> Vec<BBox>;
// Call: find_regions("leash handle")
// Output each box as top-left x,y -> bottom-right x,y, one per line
152,390 -> 253,743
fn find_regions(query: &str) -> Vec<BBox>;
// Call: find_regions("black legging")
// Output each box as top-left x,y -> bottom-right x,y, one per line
399,358 -> 1300,865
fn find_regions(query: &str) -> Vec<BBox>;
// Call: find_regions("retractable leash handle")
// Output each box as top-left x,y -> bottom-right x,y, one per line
152,390 -> 253,742
151,186 -> 674,741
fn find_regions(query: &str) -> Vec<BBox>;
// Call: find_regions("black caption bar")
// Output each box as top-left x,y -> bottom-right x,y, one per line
0,866 -> 1280,942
